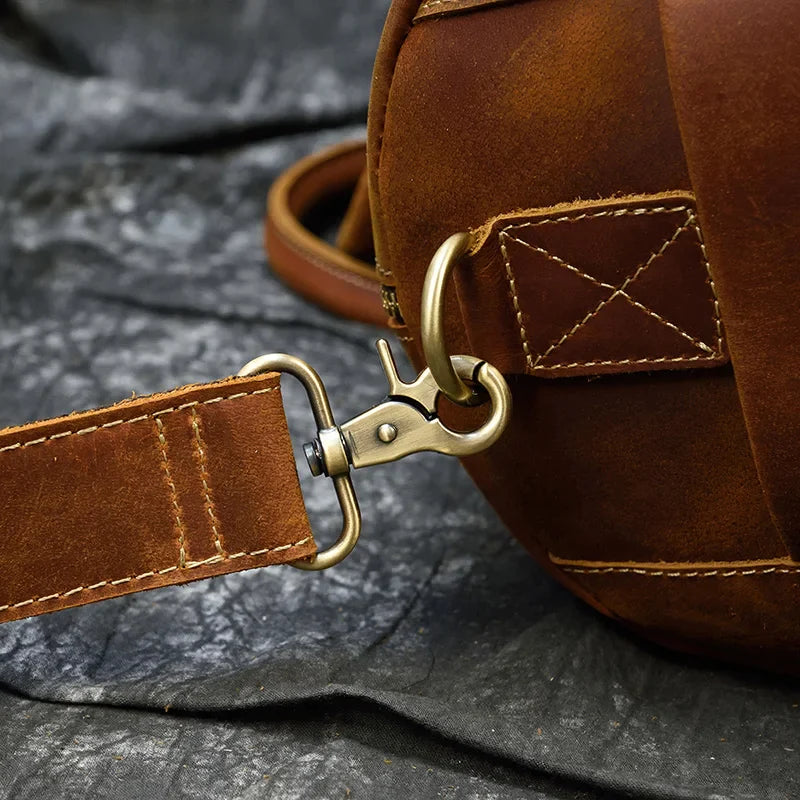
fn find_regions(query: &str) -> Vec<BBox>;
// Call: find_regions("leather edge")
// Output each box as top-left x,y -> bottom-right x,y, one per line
265,140 -> 386,327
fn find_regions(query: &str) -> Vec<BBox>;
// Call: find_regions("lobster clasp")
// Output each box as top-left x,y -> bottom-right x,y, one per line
238,339 -> 510,572
304,339 -> 512,476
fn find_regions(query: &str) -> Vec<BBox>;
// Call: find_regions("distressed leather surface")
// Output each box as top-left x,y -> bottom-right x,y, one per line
369,0 -> 799,674
0,374 -> 315,622
660,0 -> 800,562
460,193 -> 728,377
0,2 -> 798,800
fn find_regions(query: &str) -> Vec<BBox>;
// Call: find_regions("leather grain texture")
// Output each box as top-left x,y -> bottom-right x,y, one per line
0,374 -> 315,622
5,3 -> 799,794
460,193 -> 728,378
550,554 -> 800,669
660,0 -> 800,562
368,0 -> 797,671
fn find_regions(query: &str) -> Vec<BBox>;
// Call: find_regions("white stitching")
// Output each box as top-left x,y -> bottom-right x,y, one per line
190,407 -> 224,556
375,260 -> 395,282
0,387 -> 278,455
550,552 -> 800,578
530,214 -> 695,366
0,383 -> 308,614
500,205 -> 724,371
154,417 -> 188,568
619,294 -> 713,354
0,537 -> 314,613
529,355 -> 719,371
559,565 -> 800,578
502,236 -> 618,292
689,214 -> 724,353
502,232 -> 715,356
507,205 -> 691,232
500,233 -> 533,367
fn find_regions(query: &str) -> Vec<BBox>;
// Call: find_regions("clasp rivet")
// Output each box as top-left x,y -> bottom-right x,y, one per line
377,423 -> 398,443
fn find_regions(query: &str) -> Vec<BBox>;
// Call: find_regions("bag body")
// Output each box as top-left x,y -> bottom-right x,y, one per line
362,0 -> 800,672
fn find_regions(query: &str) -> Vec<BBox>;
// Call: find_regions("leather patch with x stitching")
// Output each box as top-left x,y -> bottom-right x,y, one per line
491,196 -> 728,378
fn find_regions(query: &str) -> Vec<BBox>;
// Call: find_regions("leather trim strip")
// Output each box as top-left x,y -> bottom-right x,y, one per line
660,0 -> 800,561
414,0 -> 522,23
265,140 -> 386,327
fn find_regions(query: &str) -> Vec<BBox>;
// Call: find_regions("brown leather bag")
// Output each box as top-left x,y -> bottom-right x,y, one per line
267,0 -> 800,674
2,0 -> 798,676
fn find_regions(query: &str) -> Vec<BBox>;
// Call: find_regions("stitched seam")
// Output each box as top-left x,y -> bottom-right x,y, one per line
531,355 -> 721,371
154,417 -> 188,568
559,565 -> 800,578
550,552 -> 800,578
500,231 -> 533,368
504,233 -> 715,355
508,205 -> 691,231
531,215 -> 695,366
617,293 -> 714,354
0,387 -> 278,455
502,209 -> 684,370
0,537 -> 314,613
689,212 -> 724,353
375,259 -> 395,282
190,407 -> 224,556
501,205 -> 722,371
502,235 -> 617,292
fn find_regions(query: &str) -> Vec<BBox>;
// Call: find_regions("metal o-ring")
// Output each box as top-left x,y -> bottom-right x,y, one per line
419,232 -> 477,406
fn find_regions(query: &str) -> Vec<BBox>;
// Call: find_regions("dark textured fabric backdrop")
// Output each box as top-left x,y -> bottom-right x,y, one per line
0,2 -> 797,798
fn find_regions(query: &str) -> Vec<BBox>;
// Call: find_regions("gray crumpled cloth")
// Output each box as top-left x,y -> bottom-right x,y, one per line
0,2 -> 797,798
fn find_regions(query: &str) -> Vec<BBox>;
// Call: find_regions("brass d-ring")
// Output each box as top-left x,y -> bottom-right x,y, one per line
420,232 -> 476,406
237,353 -> 360,571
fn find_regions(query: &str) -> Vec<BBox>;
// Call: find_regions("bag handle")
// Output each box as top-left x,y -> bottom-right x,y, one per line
265,139 -> 387,327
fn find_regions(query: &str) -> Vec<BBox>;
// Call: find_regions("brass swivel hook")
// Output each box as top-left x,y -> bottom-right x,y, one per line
238,338 -> 511,571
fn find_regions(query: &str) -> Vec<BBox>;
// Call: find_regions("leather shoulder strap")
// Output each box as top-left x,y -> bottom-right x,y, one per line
660,0 -> 800,556
0,374 -> 315,622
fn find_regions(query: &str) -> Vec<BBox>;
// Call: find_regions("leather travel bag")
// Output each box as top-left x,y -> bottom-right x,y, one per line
2,0 -> 799,676
266,0 -> 800,674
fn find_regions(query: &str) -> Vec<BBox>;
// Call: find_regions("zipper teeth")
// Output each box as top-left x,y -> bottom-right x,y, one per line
381,284 -> 405,324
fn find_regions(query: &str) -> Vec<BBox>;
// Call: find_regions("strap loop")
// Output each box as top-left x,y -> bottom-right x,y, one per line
420,232 -> 480,405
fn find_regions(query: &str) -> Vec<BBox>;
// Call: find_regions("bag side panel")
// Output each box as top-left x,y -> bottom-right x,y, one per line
368,0 -> 796,669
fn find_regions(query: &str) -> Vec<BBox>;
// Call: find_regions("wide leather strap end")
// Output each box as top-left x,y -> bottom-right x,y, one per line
0,374 -> 316,622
